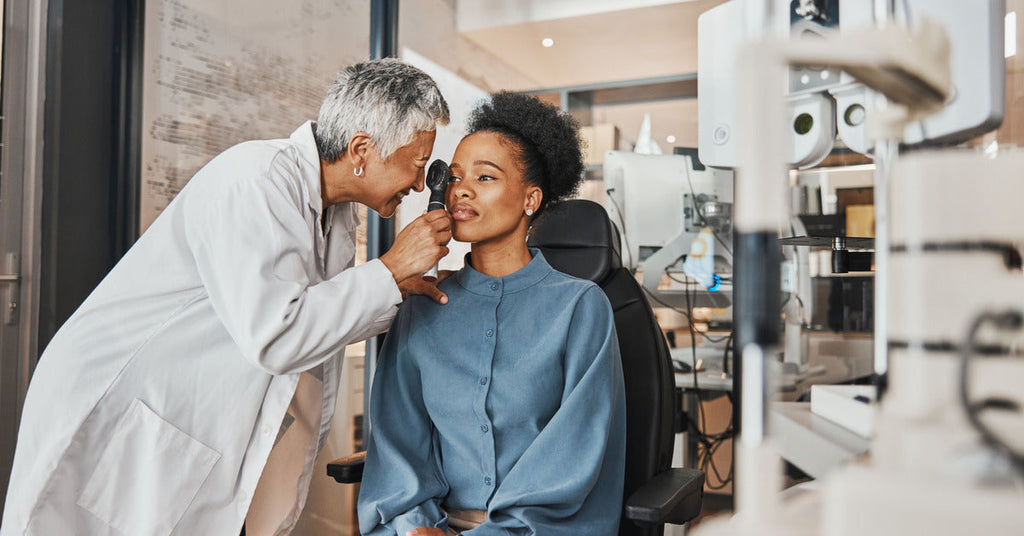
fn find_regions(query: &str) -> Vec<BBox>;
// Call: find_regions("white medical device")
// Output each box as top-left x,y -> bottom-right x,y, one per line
698,0 -> 1005,169
603,150 -> 734,308
689,1 -> 1022,534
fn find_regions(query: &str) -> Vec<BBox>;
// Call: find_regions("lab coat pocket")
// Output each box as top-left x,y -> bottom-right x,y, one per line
77,398 -> 221,536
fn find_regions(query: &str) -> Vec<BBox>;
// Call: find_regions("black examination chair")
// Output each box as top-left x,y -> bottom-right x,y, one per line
328,199 -> 705,534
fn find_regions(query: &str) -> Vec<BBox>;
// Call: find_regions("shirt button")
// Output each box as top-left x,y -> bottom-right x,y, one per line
481,424 -> 489,433
486,329 -> 494,337
261,425 -> 273,436
479,377 -> 488,385
490,283 -> 498,291
484,477 -> 492,486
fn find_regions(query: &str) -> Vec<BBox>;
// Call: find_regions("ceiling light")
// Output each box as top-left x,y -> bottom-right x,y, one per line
541,38 -> 554,48
666,135 -> 677,144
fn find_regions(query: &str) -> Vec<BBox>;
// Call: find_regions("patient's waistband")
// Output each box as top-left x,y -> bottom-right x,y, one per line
444,506 -> 487,531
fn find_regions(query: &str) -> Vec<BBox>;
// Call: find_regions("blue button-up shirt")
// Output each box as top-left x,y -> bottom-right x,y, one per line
358,250 -> 626,535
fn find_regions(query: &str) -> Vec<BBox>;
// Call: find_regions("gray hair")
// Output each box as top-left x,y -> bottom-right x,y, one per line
314,58 -> 450,162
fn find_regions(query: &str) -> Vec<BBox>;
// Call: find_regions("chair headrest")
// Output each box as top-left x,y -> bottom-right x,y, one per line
527,199 -> 622,285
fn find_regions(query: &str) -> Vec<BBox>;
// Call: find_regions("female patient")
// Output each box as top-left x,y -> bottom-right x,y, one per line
358,92 -> 626,536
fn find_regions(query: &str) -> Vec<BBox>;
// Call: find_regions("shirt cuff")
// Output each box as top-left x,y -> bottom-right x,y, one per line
365,258 -> 402,307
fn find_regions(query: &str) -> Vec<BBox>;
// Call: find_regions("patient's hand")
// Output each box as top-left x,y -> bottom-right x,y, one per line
406,527 -> 447,536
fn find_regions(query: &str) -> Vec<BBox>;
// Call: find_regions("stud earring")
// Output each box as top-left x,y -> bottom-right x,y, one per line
525,209 -> 534,216
354,167 -> 364,177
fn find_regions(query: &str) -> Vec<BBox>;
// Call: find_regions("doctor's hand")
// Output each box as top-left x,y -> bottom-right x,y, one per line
398,270 -> 454,304
380,209 -> 452,285
406,527 -> 447,536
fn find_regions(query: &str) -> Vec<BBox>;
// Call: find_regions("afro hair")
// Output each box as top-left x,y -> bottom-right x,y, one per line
466,91 -> 585,218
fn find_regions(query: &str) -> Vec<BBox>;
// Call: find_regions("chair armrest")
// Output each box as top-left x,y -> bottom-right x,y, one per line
624,468 -> 705,526
326,451 -> 366,484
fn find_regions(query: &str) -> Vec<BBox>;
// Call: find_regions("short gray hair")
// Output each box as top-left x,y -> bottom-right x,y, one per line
314,58 -> 450,162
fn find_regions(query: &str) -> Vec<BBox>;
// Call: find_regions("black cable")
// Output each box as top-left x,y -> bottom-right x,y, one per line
684,280 -> 708,437
958,310 -> 1024,476
665,273 -> 730,343
641,286 -> 691,320
604,188 -> 635,272
700,333 -> 731,344
723,332 -> 733,375
646,256 -> 737,487
683,279 -> 735,489
665,272 -> 729,310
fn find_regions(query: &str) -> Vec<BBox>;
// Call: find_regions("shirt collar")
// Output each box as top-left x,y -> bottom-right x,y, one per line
292,121 -> 363,232
289,120 -> 324,217
456,248 -> 553,296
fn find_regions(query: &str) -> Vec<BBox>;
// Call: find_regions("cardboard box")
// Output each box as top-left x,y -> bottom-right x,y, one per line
846,204 -> 875,238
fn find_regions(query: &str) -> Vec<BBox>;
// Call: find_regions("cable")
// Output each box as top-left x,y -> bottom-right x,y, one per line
604,188 -> 635,272
682,278 -> 735,489
699,333 -> 731,344
665,272 -> 730,310
665,273 -> 731,344
958,310 -> 1024,477
641,286 -> 691,320
723,331 -> 734,376
630,218 -> 736,486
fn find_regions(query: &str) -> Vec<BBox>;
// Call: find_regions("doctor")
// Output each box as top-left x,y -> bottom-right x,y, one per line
1,58 -> 451,536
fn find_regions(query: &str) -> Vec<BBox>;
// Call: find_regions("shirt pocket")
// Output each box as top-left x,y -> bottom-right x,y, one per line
76,398 -> 221,536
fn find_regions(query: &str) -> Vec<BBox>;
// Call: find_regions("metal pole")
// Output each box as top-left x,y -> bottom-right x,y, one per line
873,137 -> 897,397
733,0 -> 786,522
369,0 -> 399,62
731,0 -> 779,452
364,0 -> 399,441
113,0 -> 144,255
871,0 -> 896,398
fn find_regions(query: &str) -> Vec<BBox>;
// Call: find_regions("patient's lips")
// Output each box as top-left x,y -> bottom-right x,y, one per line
451,203 -> 479,221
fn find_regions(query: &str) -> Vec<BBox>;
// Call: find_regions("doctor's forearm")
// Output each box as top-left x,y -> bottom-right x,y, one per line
236,260 -> 401,374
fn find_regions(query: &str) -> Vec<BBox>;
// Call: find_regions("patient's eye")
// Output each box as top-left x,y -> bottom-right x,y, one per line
478,175 -> 495,182
449,175 -> 462,182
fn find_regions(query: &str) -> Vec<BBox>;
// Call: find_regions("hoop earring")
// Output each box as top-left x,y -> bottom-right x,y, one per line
525,209 -> 534,216
354,167 -> 364,177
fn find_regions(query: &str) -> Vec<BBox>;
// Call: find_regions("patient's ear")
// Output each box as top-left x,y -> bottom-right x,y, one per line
524,186 -> 542,215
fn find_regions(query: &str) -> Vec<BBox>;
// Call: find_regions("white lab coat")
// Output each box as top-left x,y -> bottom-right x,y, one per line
1,122 -> 400,536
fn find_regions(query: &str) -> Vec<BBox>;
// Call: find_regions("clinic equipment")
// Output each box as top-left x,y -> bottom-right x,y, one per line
422,159 -> 451,282
698,0 -> 1004,169
691,0 -> 1023,534
603,150 -> 734,308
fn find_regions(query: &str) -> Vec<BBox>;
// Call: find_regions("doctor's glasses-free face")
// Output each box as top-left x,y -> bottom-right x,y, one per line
366,130 -> 436,218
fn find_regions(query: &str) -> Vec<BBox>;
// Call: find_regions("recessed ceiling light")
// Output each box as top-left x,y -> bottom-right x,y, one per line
666,135 -> 677,144
542,38 -> 554,48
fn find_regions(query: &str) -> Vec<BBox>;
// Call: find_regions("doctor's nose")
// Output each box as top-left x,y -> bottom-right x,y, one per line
412,172 -> 425,193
